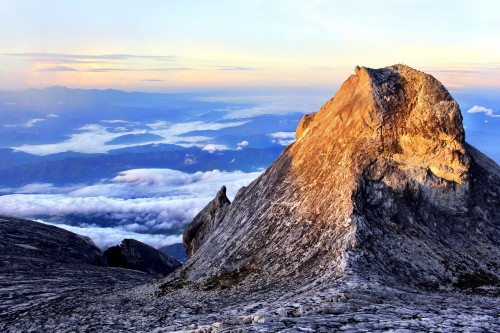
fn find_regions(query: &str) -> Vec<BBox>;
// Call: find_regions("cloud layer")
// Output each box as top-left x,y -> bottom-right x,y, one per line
40,222 -> 184,250
269,131 -> 296,146
12,120 -> 247,155
0,168 -> 260,249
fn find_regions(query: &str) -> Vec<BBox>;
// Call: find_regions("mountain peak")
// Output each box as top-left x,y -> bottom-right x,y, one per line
177,65 -> 499,293
295,64 -> 468,185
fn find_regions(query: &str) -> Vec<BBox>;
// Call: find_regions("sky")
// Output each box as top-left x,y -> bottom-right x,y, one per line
0,0 -> 499,92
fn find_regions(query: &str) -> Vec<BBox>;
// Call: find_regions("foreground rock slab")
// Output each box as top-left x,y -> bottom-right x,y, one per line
2,277 -> 499,332
0,216 -> 154,329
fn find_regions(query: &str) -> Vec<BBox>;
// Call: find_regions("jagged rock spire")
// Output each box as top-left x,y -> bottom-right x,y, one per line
183,186 -> 231,257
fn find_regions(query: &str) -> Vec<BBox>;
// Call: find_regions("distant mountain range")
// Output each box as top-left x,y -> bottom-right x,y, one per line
0,145 -> 283,186
0,87 -> 308,185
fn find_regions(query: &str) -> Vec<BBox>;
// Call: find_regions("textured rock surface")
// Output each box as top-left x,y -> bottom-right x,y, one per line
3,275 -> 500,332
0,216 -> 154,329
104,239 -> 181,277
0,215 -> 105,266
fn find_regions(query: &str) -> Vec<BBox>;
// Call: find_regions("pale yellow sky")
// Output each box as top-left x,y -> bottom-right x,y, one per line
1,0 -> 499,91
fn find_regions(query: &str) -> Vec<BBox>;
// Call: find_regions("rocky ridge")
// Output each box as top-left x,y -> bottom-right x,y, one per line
183,185 -> 231,257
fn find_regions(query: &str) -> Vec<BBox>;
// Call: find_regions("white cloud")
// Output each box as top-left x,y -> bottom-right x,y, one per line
0,169 -> 258,218
200,93 -> 325,119
13,119 -> 250,155
12,124 -> 140,155
40,221 -> 183,250
202,144 -> 229,153
146,120 -> 169,130
5,118 -> 45,128
0,183 -> 82,195
0,168 -> 261,250
11,120 -> 247,156
147,120 -> 248,137
467,105 -> 499,117
269,131 -> 296,146
238,140 -> 249,146
236,140 -> 249,150
269,131 -> 295,139
28,119 -> 45,127
4,113 -> 62,128
101,119 -> 130,124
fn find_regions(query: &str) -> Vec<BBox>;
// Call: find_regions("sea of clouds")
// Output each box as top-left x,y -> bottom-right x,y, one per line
0,168 -> 261,249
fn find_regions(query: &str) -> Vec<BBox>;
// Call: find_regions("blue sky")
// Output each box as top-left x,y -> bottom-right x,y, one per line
1,0 -> 499,91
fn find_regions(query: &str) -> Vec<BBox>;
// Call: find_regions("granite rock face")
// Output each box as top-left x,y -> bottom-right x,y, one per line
181,65 -> 499,292
0,215 -> 105,267
104,239 -> 181,277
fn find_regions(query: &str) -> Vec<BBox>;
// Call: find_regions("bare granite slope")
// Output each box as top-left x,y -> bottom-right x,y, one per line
0,216 -> 155,328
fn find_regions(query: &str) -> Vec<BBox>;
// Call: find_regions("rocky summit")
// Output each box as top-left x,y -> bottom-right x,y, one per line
2,65 -> 499,332
180,64 -> 499,292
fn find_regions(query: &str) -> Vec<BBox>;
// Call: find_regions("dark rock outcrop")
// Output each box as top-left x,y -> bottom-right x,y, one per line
0,215 -> 105,267
183,185 -> 231,257
104,239 -> 181,277
178,65 -> 500,292
0,216 -> 154,326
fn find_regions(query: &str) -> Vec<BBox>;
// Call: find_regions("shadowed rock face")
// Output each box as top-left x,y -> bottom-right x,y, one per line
0,215 -> 105,267
183,185 -> 231,257
181,65 -> 499,291
0,216 -> 154,326
104,239 -> 181,277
